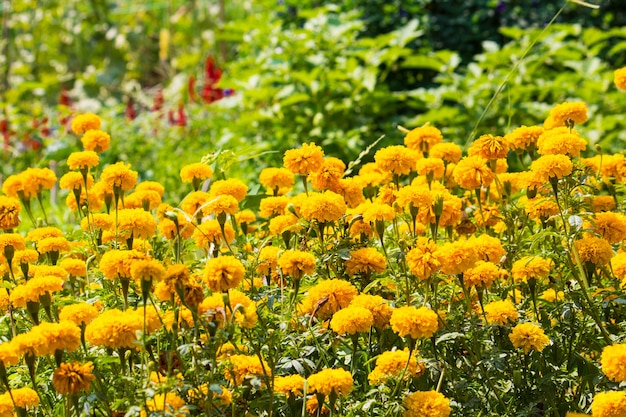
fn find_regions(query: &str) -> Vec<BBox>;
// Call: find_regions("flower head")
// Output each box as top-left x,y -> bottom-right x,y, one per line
0,195 -> 21,230
511,256 -> 553,283
80,130 -> 111,153
403,390 -> 451,417
484,300 -> 519,326
575,236 -> 613,265
390,306 -> 439,339
504,125 -> 544,151
307,368 -> 353,397
509,323 -> 550,354
469,134 -> 509,160
615,66 -> 626,91
404,124 -> 443,152
591,391 -> 626,417
530,154 -> 573,182
299,191 -> 346,223
330,306 -> 374,335
283,143 -> 324,175
368,349 -> 424,384
374,145 -> 420,176
101,162 -> 137,191
260,167 -> 295,194
277,250 -> 316,280
453,156 -> 495,190
544,101 -> 588,129
349,294 -> 393,329
601,344 -> 626,382
406,238 -> 441,280
204,256 -> 245,292
274,375 -> 306,397
345,247 -> 386,276
537,127 -> 587,157
299,279 -> 358,320
71,113 -> 101,134
67,151 -> 99,170
52,361 -> 95,395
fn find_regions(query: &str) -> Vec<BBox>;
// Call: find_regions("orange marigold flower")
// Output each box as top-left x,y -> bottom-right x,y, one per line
71,113 -> 101,134
390,306 -> 438,339
362,202 -> 395,224
117,208 -> 157,239
374,145 -> 420,176
59,172 -> 94,190
180,162 -> 213,185
358,162 -> 392,186
404,123 -> 443,152
224,354 -> 268,385
283,142 -> 325,175
274,375 -> 305,397
101,161 -> 137,191
368,349 -> 424,384
259,167 -> 295,194
309,157 -> 345,191
60,258 -> 86,277
181,191 -> 210,216
469,134 -> 509,160
307,368 -> 353,397
330,306 -> 374,335
509,322 -> 550,354
530,154 -> 573,182
462,260 -> 504,288
601,344 -> 626,383
203,194 -> 239,216
452,156 -> 495,190
349,294 -> 392,329
591,391 -> 626,417
299,279 -> 358,319
299,191 -> 346,223
345,247 -> 386,276
406,238 -> 440,280
67,151 -> 99,170
192,219 -> 235,248
209,178 -> 248,202
504,125 -> 544,151
615,66 -> 626,91
575,236 -> 613,265
592,196 -> 616,213
396,184 -> 434,215
611,253 -> 626,280
0,342 -> 19,367
277,250 -> 316,279
484,300 -> 519,326
204,256 -> 245,292
544,101 -> 588,129
85,309 -> 142,349
404,390 -> 451,417
588,212 -> 626,244
99,249 -> 147,279
256,246 -> 280,275
80,129 -> 111,153
8,387 -> 40,409
336,177 -> 366,208
435,239 -> 478,275
269,214 -> 301,237
130,258 -> 166,285
511,256 -> 553,283
415,157 -> 445,180
0,195 -> 21,230
59,303 -> 99,326
53,361 -> 95,395
36,321 -> 81,354
537,127 -> 587,157
524,197 -> 560,221
259,196 -> 290,218
37,236 -> 71,254
430,142 -> 462,164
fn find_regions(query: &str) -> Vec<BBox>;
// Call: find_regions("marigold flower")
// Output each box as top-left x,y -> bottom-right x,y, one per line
299,279 -> 358,320
0,233 -> 25,253
358,162 -> 392,185
8,387 -> 39,409
192,219 -> 235,248
469,134 -> 509,160
484,300 -> 519,326
540,288 -> 564,302
374,145 -> 420,176
345,247 -> 386,276
99,249 -> 147,279
335,177 -> 365,208
415,157 -> 445,180
80,129 -> 110,153
125,190 -> 162,210
463,260 -> 504,288
277,250 -> 316,279
430,142 -> 462,164
362,202 -> 395,224
283,143 -> 325,175
224,354 -> 268,385
259,196 -> 290,218
544,101 -> 588,129
396,184 -> 434,215
101,161 -> 137,191
116,208 -> 157,240
307,368 -> 353,397
81,213 -> 113,233
537,127 -> 587,157
600,344 -> 626,382
575,236 -> 613,265
0,195 -> 21,230
60,172 -> 92,191
330,306 -> 374,335
588,212 -> 626,244
453,156 -> 495,190
71,113 -> 101,134
269,214 -> 301,237
130,258 -> 166,284
274,375 -> 306,397
591,391 -> 626,417
511,256 -> 553,283
33,265 -> 68,279
404,124 -> 443,152
145,392 -> 188,416
504,125 -> 544,151
368,349 -> 424,384
0,343 -> 19,367
10,275 -> 64,308
509,322 -> 550,354
615,66 -> 626,91
435,239 -> 478,275
204,256 -> 245,292
309,157 -> 345,191
180,162 -> 213,185
52,361 -> 95,395
67,150 -> 99,170
259,167 -> 295,193
60,258 -> 86,277
406,238 -> 441,280
299,191 -> 347,223
59,303 -> 99,326
11,328 -> 48,356
593,196 -> 616,213
85,308 -> 143,349
530,154 -> 573,182
403,390 -> 451,417
256,246 -> 280,275
209,178 -> 248,202
390,306 -> 439,339
524,197 -> 560,221
349,294 -> 393,329
36,321 -> 81,354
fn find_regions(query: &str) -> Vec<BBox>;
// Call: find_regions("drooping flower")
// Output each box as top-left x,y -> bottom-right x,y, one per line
483,300 -> 519,326
390,306 -> 439,339
307,368 -> 353,397
204,256 -> 245,292
330,306 -> 374,335
509,323 -> 550,354
403,390 -> 451,417
283,143 -> 325,175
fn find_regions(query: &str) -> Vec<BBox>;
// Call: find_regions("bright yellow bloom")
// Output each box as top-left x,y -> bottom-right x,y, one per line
530,154 -> 573,182
504,125 -> 544,151
259,167 -> 295,194
435,239 -> 478,275
85,308 -> 143,349
404,391 -> 451,417
224,354 -> 268,385
277,250 -> 316,279
591,391 -> 626,417
509,323 -> 550,354
537,127 -> 587,157
283,143 -> 325,175
67,151 -> 99,170
469,134 -> 509,160
575,236 -> 613,265
524,197 -> 560,221
601,344 -> 626,382
299,279 -> 358,320
117,208 -> 157,239
374,145 -> 420,176
209,178 -> 248,202
416,157 -> 445,179
269,214 -> 301,236
59,303 -> 99,326
511,256 -> 553,283
80,129 -> 111,153
71,113 -> 101,134
8,387 -> 39,409
349,294 -> 393,329
484,300 -> 519,326
307,368 -> 353,397
390,306 -> 439,339
462,260 -> 504,288
204,256 -> 245,292
430,142 -> 462,164
309,157 -> 345,191
453,156 -> 495,190
180,162 -> 213,184
345,247 -> 386,276
406,238 -> 441,280
0,195 -> 21,230
192,219 -> 235,248
330,306 -> 374,335
53,361 -> 95,395
368,349 -> 424,384
274,375 -> 306,396
362,202 -> 395,224
101,161 -> 137,191
404,124 -> 443,152
259,196 -> 290,218
544,101 -> 588,129
615,66 -> 626,91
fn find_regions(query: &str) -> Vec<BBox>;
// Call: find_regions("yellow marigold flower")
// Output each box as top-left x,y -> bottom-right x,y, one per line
345,247 -> 386,276
599,154 -> 626,181
71,113 -> 101,134
358,161 -> 392,185
269,214 -> 301,237
463,260 -> 504,288
305,395 -> 330,417
85,308 -> 143,349
259,167 -> 295,194
403,390 -> 451,417
227,288 -> 258,328
259,196 -> 290,218
374,145 -> 420,176
130,258 -> 166,285
435,239 -> 478,275
99,249 -> 147,279
544,101 -> 588,129
66,188 -> 101,212
81,213 -> 113,232
0,195 -> 21,230
307,368 -> 353,397
11,327 -> 48,356
368,349 -> 424,384
180,162 -> 213,185
593,196 -> 616,213
511,256 -> 553,283
224,354 -> 268,385
468,234 -> 504,263
209,178 -> 248,202
430,142 -> 462,164
309,157 -> 345,191
59,303 -> 99,326
474,203 -> 501,227
36,321 -> 81,354
125,190 -> 161,210
615,66 -> 626,91
453,156 -> 495,190
256,246 -> 280,275
484,300 -> 519,326
145,392 -> 188,416
80,129 -> 110,153
469,134 -> 509,160
60,258 -> 86,277
612,252 -> 626,280
283,142 -> 325,175
277,250 -> 316,279
53,361 -> 95,395
406,238 -> 440,280
331,177 -> 363,209
300,279 -> 358,319
600,344 -> 626,383
0,290 -> 10,313
203,194 -> 239,217
404,124 -> 443,152
22,167 -> 57,193
0,342 -> 19,366
299,191 -> 347,223
540,288 -> 564,302
396,184 -> 434,214
101,161 -> 137,191
537,127 -> 587,157
504,125 -> 544,151
180,191 -> 210,216
33,265 -> 67,279
274,374 -> 306,397
390,306 -> 438,339
530,154 -> 573,182
204,255 -> 245,292
192,219 -> 235,248
575,236 -> 613,265
416,157 -> 445,180
9,387 -> 39,409
349,218 -> 374,239
330,306 -> 374,335
67,151 -> 99,170
362,202 -> 395,224
10,276 -> 64,308
157,213 -> 193,240
349,294 -> 392,329
524,197 -> 560,221
509,322 -> 550,354
0,233 -> 25,253
591,391 -> 626,417
117,208 -> 157,239
588,212 -> 626,244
